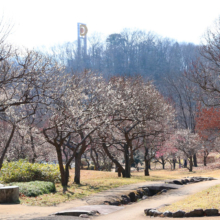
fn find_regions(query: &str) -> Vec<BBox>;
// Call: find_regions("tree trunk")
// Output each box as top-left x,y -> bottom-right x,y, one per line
64,153 -> 75,186
56,146 -> 68,187
94,149 -> 100,170
184,159 -> 187,168
162,157 -> 165,169
0,125 -> 16,170
145,158 -> 150,176
144,147 -> 150,176
102,143 -> 125,177
204,150 -> 208,166
73,133 -> 89,184
178,157 -> 181,165
64,164 -> 69,186
30,134 -> 37,163
204,156 -> 207,166
90,148 -> 99,170
62,146 -> 69,165
193,154 -> 197,167
124,144 -> 131,178
74,153 -> 81,184
189,156 -> 193,172
84,157 -> 90,169
117,166 -> 122,177
173,158 -> 176,170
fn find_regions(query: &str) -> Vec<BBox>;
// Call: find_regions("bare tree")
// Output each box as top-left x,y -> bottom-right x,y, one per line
187,16 -> 220,107
164,73 -> 199,166
0,49 -> 62,169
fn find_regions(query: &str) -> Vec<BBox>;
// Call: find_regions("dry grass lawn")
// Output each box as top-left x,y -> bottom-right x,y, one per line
159,184 -> 220,212
18,165 -> 220,206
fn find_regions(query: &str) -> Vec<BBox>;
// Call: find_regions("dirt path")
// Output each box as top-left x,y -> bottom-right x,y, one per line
1,179 -> 220,220
94,179 -> 220,220
0,198 -> 88,220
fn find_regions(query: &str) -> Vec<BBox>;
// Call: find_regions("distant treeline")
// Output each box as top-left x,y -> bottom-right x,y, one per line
51,29 -> 200,82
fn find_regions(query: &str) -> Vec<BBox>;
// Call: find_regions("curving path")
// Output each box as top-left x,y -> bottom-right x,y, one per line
94,178 -> 220,220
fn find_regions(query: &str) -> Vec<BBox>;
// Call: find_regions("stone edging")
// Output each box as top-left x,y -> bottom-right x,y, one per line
103,177 -> 215,206
166,177 -> 216,185
144,208 -> 219,218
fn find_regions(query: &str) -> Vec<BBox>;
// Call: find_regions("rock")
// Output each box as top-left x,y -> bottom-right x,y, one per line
157,191 -> 162,195
142,187 -> 150,196
59,205 -> 123,216
137,190 -> 143,198
109,200 -> 120,206
184,209 -> 204,217
120,195 -> 131,204
208,177 -> 215,181
163,211 -> 173,217
144,208 -> 153,216
148,184 -> 182,191
135,193 -> 141,200
194,177 -> 202,182
204,209 -> 219,216
149,209 -> 158,216
184,212 -> 190,217
89,210 -> 100,216
56,210 -> 96,216
189,178 -> 195,182
154,210 -> 162,217
172,210 -> 185,218
0,186 -> 19,203
173,180 -> 183,185
184,179 -> 189,183
142,195 -> 148,200
165,181 -> 175,184
104,201 -> 110,205
79,214 -> 90,218
128,192 -> 138,202
181,180 -> 186,184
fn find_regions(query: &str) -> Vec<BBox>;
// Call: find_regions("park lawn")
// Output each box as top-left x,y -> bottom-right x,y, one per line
18,167 -> 220,206
159,184 -> 220,212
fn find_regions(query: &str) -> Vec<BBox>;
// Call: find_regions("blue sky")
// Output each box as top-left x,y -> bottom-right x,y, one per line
1,0 -> 220,49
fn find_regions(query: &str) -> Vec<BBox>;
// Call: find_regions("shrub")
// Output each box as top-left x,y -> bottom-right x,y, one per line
0,160 -> 60,183
9,181 -> 56,197
81,159 -> 88,167
89,165 -> 95,170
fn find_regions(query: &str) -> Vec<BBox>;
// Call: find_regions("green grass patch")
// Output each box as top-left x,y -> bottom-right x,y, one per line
8,181 -> 56,197
0,160 -> 60,183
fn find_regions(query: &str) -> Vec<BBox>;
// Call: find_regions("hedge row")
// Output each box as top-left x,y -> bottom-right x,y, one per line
0,160 -> 60,183
9,181 -> 56,197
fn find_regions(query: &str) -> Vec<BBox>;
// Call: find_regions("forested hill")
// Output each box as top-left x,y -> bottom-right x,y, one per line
53,29 -> 200,83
